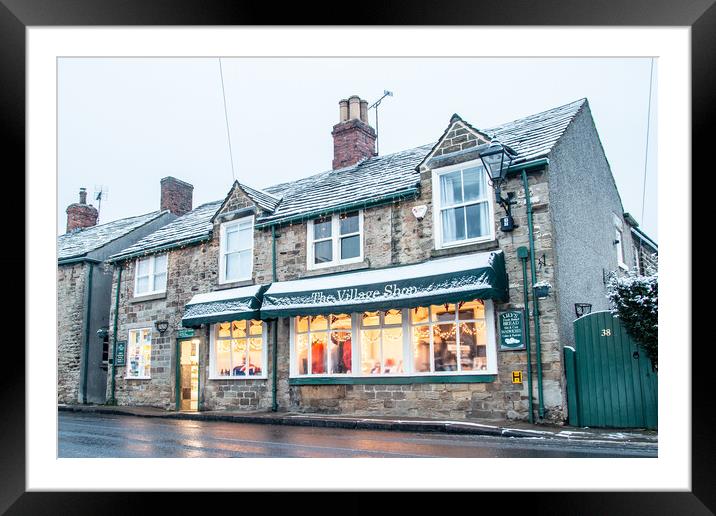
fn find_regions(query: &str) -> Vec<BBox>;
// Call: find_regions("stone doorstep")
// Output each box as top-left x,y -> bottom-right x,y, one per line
57,405 -> 657,444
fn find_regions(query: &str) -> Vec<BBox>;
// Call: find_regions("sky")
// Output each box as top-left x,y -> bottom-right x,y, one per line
57,57 -> 657,240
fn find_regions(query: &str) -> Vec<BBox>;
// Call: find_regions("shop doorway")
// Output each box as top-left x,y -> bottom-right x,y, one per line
177,338 -> 200,412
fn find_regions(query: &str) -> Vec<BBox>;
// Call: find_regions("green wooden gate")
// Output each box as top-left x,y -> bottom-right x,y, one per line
564,311 -> 657,429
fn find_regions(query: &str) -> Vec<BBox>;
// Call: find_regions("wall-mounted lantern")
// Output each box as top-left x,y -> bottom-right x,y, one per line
574,303 -> 593,318
479,140 -> 517,232
155,320 -> 169,335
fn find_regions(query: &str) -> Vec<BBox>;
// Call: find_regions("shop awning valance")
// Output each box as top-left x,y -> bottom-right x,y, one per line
260,251 -> 508,318
182,284 -> 269,327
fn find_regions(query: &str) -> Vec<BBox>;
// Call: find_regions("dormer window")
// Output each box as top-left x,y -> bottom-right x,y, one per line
432,161 -> 495,249
307,210 -> 363,270
219,216 -> 254,284
134,254 -> 168,297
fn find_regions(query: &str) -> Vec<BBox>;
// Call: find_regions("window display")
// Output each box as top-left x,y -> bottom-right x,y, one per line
126,328 -> 152,378
212,319 -> 265,377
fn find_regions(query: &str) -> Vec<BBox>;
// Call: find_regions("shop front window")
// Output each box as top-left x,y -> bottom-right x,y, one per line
290,300 -> 494,378
212,319 -> 265,378
126,328 -> 152,379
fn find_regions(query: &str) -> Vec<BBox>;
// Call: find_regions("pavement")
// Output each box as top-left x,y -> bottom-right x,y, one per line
57,404 -> 658,444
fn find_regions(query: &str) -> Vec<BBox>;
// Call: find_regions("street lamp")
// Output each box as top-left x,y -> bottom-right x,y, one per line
479,140 -> 517,231
574,303 -> 593,318
155,320 -> 169,335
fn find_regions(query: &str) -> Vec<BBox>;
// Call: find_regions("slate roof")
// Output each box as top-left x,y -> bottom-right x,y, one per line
107,200 -> 223,261
58,210 -> 168,261
108,98 -> 587,260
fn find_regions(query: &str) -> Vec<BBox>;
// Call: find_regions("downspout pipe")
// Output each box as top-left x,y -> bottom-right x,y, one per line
108,264 -> 122,405
522,170 -> 545,419
517,247 -> 534,424
271,226 -> 278,412
81,263 -> 94,404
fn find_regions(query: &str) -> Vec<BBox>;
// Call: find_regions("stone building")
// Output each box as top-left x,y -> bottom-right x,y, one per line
57,180 -> 185,404
100,96 -> 638,423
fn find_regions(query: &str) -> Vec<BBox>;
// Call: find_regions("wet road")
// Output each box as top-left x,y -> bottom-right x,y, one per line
58,412 -> 656,458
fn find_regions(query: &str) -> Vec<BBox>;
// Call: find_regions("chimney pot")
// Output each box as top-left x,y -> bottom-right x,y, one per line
339,99 -> 349,122
360,100 -> 368,124
348,95 -> 361,120
160,176 -> 194,216
79,188 -> 87,204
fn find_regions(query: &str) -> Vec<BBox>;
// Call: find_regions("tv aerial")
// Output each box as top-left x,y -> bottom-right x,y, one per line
369,90 -> 394,155
94,185 -> 109,222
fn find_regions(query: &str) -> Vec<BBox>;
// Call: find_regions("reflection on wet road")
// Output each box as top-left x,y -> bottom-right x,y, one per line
58,412 -> 656,458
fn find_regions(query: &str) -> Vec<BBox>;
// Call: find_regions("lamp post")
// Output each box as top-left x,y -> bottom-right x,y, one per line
479,140 -> 517,231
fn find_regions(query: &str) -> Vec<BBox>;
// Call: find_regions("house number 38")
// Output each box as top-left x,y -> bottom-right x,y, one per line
601,329 -> 612,337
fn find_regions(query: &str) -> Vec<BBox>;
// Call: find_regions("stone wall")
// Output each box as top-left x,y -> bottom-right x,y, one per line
57,263 -> 87,404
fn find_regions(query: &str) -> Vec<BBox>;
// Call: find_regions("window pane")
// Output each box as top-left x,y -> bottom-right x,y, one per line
313,217 -> 332,240
463,167 -> 485,202
136,276 -> 149,294
311,333 -> 328,374
412,325 -> 431,372
361,329 -> 381,374
141,341 -> 151,377
314,240 -> 333,264
295,316 -> 309,334
137,258 -> 150,276
340,235 -> 360,260
431,304 -> 456,322
362,311 -> 380,327
218,322 -> 231,338
410,306 -> 429,324
466,202 -> 490,239
384,309 -> 402,325
238,249 -> 252,278
458,299 -> 485,320
459,322 -> 479,371
310,315 -> 328,331
226,226 -> 239,253
216,340 -> 231,376
339,212 -> 359,234
231,339 -> 247,376
238,225 -> 252,250
330,313 -> 351,330
153,272 -> 167,292
329,331 -> 352,374
248,338 -> 263,376
382,328 -> 404,374
154,254 -> 168,274
225,253 -> 239,279
433,323 -> 457,372
249,320 -> 263,336
296,334 -> 309,375
441,207 -> 466,242
231,320 -> 246,338
440,170 -> 463,206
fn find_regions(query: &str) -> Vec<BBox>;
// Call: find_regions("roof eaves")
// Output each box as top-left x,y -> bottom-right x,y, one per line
107,234 -> 213,263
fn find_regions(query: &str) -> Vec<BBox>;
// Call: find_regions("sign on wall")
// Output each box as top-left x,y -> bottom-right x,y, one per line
499,310 -> 526,351
114,340 -> 127,366
178,328 -> 195,339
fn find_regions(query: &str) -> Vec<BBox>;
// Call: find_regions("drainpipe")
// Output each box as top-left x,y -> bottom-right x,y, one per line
108,264 -> 122,405
517,247 -> 534,424
522,170 -> 545,420
271,225 -> 278,412
81,263 -> 94,404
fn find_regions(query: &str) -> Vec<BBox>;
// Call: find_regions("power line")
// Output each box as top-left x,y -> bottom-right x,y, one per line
641,58 -> 654,225
218,58 -> 236,181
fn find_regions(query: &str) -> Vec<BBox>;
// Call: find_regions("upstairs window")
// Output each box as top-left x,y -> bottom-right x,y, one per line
307,211 -> 363,269
134,254 -> 168,297
219,216 -> 254,284
433,162 -> 494,248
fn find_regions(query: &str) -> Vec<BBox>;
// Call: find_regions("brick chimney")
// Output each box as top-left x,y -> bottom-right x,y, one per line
160,176 -> 193,216
332,95 -> 377,169
66,188 -> 99,232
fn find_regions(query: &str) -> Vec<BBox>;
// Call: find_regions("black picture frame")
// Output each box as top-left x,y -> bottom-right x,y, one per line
3,0 -> 708,513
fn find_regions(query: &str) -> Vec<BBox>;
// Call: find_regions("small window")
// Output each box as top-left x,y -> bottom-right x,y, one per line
307,211 -> 363,269
616,228 -> 627,270
126,328 -> 152,379
219,217 -> 254,283
433,162 -> 494,249
134,254 -> 168,297
211,319 -> 265,378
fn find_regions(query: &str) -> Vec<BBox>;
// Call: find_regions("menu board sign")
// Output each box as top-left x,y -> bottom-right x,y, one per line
499,311 -> 526,351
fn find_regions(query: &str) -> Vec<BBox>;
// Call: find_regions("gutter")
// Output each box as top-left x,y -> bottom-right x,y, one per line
255,187 -> 420,229
106,235 -> 212,264
506,157 -> 549,175
58,256 -> 102,266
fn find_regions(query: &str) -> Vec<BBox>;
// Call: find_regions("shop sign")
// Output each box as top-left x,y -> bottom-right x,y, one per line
178,328 -> 195,339
114,340 -> 127,366
499,310 -> 526,350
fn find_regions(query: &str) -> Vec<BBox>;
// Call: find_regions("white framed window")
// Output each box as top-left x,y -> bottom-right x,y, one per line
307,211 -> 363,270
134,254 -> 168,296
616,228 -> 628,270
432,161 -> 495,249
219,216 -> 254,284
126,328 -> 152,379
209,319 -> 267,379
289,300 -> 497,378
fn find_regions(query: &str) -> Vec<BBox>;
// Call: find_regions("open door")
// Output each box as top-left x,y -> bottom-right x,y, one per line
177,338 -> 200,412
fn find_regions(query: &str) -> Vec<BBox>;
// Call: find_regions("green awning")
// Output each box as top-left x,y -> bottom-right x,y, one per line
182,284 -> 269,328
260,251 -> 508,318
